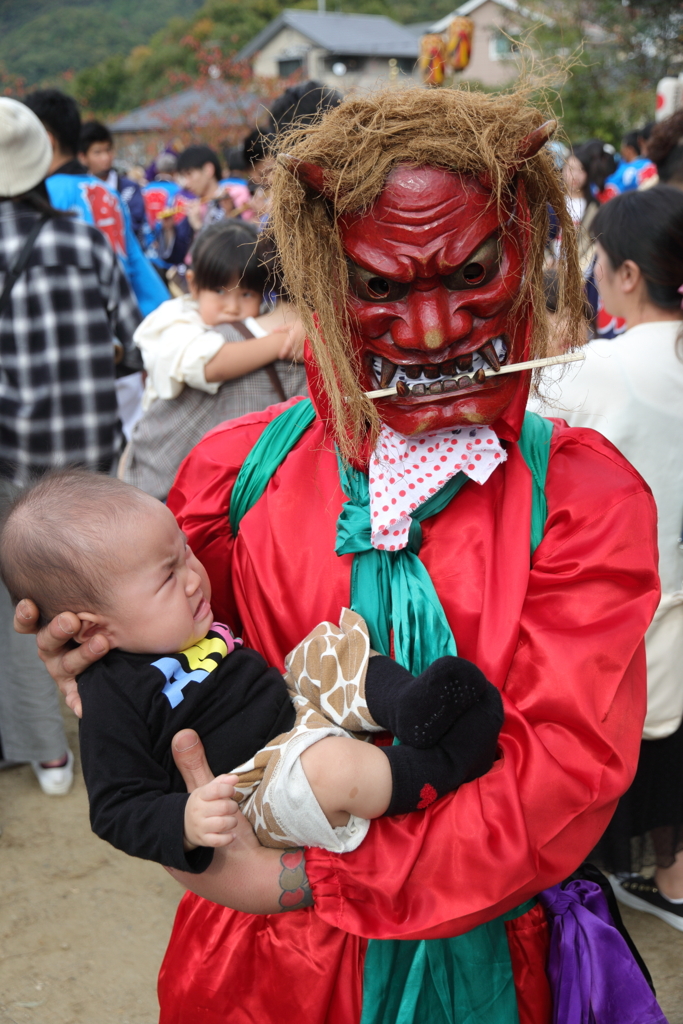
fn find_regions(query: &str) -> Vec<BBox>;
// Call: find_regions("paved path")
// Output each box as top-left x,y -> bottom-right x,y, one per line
1,702 -> 682,1022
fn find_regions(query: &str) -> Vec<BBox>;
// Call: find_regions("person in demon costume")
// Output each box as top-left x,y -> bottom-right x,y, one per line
19,89 -> 661,1023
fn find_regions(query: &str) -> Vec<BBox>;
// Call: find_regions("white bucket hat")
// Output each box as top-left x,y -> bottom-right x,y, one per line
0,97 -> 53,197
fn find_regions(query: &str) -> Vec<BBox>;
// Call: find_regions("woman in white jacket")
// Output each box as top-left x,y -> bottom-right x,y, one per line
531,185 -> 683,929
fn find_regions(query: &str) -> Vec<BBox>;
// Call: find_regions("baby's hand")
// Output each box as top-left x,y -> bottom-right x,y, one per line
183,774 -> 240,851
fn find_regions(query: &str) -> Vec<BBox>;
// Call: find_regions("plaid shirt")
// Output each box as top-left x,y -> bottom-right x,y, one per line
0,201 -> 142,485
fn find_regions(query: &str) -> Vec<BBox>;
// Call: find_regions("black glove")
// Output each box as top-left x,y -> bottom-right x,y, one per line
382,681 -> 504,817
365,653 -> 489,748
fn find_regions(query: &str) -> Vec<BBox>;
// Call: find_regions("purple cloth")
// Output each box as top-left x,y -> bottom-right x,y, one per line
539,880 -> 668,1024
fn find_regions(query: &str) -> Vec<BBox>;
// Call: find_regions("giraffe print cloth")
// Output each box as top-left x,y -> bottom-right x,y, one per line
231,609 -> 382,850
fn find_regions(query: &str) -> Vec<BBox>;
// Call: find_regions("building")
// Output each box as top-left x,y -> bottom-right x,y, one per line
109,82 -> 262,165
235,10 -> 420,91
107,0 -> 541,167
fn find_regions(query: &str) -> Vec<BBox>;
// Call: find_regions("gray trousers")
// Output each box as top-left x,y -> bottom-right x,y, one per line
0,479 -> 68,763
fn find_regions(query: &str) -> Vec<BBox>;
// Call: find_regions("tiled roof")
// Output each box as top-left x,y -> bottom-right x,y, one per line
110,83 -> 260,134
236,10 -> 419,62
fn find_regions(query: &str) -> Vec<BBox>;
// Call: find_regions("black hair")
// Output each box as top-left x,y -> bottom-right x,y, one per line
622,130 -> 640,155
79,120 -> 113,154
571,140 -> 617,194
638,121 -> 655,143
648,109 -> 683,186
0,180 -> 65,219
0,470 -> 151,627
177,145 -> 221,182
243,128 -> 275,168
190,220 -> 271,296
591,185 -> 683,311
544,267 -> 593,325
267,80 -> 342,132
657,146 -> 683,186
23,89 -> 81,157
567,146 -> 598,205
224,144 -> 247,173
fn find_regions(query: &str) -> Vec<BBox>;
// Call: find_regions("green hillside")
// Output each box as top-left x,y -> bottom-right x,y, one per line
66,0 -> 433,113
0,0 -> 205,85
1,0 -> 453,112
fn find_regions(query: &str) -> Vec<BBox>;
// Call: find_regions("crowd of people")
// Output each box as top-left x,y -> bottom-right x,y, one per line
0,75 -> 682,1022
539,112 -> 683,934
548,117 -> 683,340
533,181 -> 683,929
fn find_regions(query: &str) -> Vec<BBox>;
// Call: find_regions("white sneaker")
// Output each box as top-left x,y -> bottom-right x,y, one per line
31,749 -> 74,796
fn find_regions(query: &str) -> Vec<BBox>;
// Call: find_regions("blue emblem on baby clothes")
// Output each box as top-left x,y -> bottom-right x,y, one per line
153,623 -> 242,708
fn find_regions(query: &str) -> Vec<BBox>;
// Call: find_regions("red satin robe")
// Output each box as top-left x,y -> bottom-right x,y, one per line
159,402 -> 659,1024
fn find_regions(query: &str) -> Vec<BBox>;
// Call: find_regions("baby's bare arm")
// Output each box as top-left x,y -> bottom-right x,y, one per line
300,737 -> 392,827
254,303 -> 306,360
203,331 -> 290,382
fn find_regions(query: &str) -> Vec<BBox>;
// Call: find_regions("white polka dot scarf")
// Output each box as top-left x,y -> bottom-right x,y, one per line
368,423 -> 507,551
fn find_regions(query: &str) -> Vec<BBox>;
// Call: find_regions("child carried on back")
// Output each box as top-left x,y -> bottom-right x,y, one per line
0,472 -> 503,871
121,220 -> 308,501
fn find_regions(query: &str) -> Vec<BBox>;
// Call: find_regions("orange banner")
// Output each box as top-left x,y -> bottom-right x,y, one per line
419,34 -> 446,86
446,17 -> 474,72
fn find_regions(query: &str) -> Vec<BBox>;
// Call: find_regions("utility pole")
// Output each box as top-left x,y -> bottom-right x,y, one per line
318,0 -> 325,13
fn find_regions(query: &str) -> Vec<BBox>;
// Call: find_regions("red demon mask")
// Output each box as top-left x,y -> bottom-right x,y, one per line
286,120 -> 555,446
337,165 -> 532,440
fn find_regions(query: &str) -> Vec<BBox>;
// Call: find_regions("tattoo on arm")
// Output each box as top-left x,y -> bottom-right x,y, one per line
276,848 -> 314,912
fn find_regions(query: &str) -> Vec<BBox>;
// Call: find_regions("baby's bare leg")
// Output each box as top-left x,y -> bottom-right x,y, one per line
300,737 -> 392,827
301,680 -> 504,824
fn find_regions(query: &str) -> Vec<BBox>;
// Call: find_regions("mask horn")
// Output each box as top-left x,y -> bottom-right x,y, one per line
514,120 -> 557,166
479,119 -> 558,191
278,154 -> 331,197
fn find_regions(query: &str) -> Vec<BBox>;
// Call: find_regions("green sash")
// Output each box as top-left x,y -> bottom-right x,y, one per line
335,458 -> 466,671
229,399 -> 553,1024
229,399 -> 316,537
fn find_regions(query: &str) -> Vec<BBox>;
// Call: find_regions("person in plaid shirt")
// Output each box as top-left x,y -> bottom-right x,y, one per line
0,98 -> 141,796
0,200 -> 142,485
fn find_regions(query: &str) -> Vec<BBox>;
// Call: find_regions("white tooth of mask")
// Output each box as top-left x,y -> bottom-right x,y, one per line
372,339 -> 507,386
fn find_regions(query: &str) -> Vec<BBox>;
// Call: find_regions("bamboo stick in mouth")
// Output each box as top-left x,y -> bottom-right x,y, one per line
364,351 -> 586,399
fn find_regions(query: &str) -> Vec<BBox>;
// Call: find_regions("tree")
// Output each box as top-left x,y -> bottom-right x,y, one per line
150,34 -> 288,152
0,0 -> 205,86
522,0 -> 683,144
0,64 -> 26,98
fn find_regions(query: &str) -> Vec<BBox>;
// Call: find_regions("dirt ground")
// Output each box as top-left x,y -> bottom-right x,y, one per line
0,702 -> 179,1024
1,700 -> 683,1024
